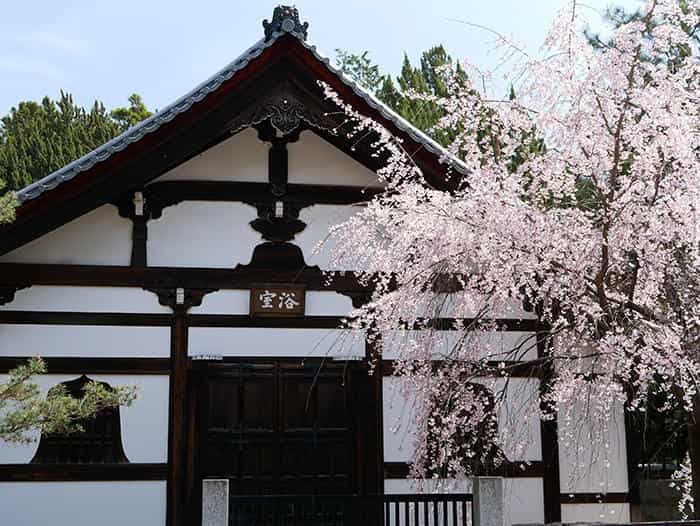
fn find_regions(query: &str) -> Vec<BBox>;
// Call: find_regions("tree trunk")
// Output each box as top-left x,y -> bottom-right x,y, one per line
687,393 -> 700,519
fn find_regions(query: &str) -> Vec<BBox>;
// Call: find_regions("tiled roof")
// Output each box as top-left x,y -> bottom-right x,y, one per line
17,9 -> 466,203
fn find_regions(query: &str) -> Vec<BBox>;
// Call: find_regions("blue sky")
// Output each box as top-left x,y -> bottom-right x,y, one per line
0,0 -> 641,116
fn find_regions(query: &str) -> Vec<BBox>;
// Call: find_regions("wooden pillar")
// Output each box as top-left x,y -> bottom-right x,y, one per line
148,287 -> 215,526
131,215 -> 148,267
167,305 -> 188,526
538,322 -> 562,524
114,190 -> 149,267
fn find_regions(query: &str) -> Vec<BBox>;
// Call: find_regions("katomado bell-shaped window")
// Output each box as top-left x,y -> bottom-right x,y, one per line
30,375 -> 129,464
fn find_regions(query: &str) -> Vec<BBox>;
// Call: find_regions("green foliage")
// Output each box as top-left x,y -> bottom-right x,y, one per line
0,91 -> 152,191
336,46 -> 467,146
335,49 -> 384,93
0,358 -> 137,444
110,94 -> 153,131
587,2 -> 699,64
0,179 -> 16,224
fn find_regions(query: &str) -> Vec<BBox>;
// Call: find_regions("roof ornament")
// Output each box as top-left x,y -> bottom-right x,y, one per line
263,5 -> 308,41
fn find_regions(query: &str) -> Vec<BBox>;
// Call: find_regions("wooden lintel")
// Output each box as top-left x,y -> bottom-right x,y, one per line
0,357 -> 170,375
0,463 -> 167,481
0,263 -> 370,292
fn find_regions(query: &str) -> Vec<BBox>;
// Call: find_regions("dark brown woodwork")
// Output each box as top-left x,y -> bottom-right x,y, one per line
144,181 -> 382,210
269,137 -> 288,197
0,310 -> 541,334
0,263 -> 369,292
196,360 -> 358,495
250,135 -> 308,242
337,290 -> 373,309
0,310 -> 344,329
354,336 -> 383,495
147,287 -> 217,310
381,359 -> 544,379
235,242 -> 320,273
168,306 -> 189,526
0,285 -> 30,306
0,310 -> 170,326
560,492 -> 629,504
537,324 -> 562,524
188,314 -> 344,329
149,287 -> 217,526
114,191 -> 151,266
131,216 -> 148,266
249,203 -> 306,242
226,80 -> 336,140
0,463 -> 167,481
383,460 -> 546,479
0,357 -> 170,375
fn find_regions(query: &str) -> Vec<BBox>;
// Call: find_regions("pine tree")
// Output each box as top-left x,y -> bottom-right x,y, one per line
0,92 -> 152,191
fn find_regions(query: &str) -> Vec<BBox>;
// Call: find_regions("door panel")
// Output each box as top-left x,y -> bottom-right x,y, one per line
197,360 -> 356,496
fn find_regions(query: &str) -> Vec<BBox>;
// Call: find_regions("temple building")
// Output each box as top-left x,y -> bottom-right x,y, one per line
0,6 -> 646,526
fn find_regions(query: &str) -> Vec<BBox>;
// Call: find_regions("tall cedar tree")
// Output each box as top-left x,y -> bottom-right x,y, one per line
0,92 -> 152,191
336,46 -> 467,146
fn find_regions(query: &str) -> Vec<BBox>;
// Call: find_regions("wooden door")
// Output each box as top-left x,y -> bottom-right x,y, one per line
197,360 -> 356,495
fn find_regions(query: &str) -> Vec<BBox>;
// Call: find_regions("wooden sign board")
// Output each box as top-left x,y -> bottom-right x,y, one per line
250,285 -> 306,317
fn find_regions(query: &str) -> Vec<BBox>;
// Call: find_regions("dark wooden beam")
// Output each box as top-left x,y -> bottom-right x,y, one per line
560,492 -> 629,504
145,181 -> 382,211
0,311 -> 170,326
0,263 -> 370,292
0,463 -> 167,481
381,359 -> 544,378
383,461 -> 546,479
188,314 -> 345,328
0,357 -> 170,375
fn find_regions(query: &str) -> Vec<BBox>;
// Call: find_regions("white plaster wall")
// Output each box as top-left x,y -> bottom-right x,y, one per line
383,375 -> 417,463
296,204 -> 367,269
504,478 -> 545,526
0,325 -> 170,357
305,291 -> 354,316
148,201 -> 260,268
288,130 -> 382,188
558,400 -> 629,494
383,376 -> 541,463
0,374 -> 169,464
420,295 -> 538,321
0,205 -> 131,265
189,289 -> 250,314
0,481 -> 166,526
156,128 -> 268,182
0,286 -> 170,313
188,327 -> 364,358
561,503 -> 630,523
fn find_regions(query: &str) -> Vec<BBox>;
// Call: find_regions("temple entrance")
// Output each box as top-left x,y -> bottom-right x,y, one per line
194,360 -> 358,496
